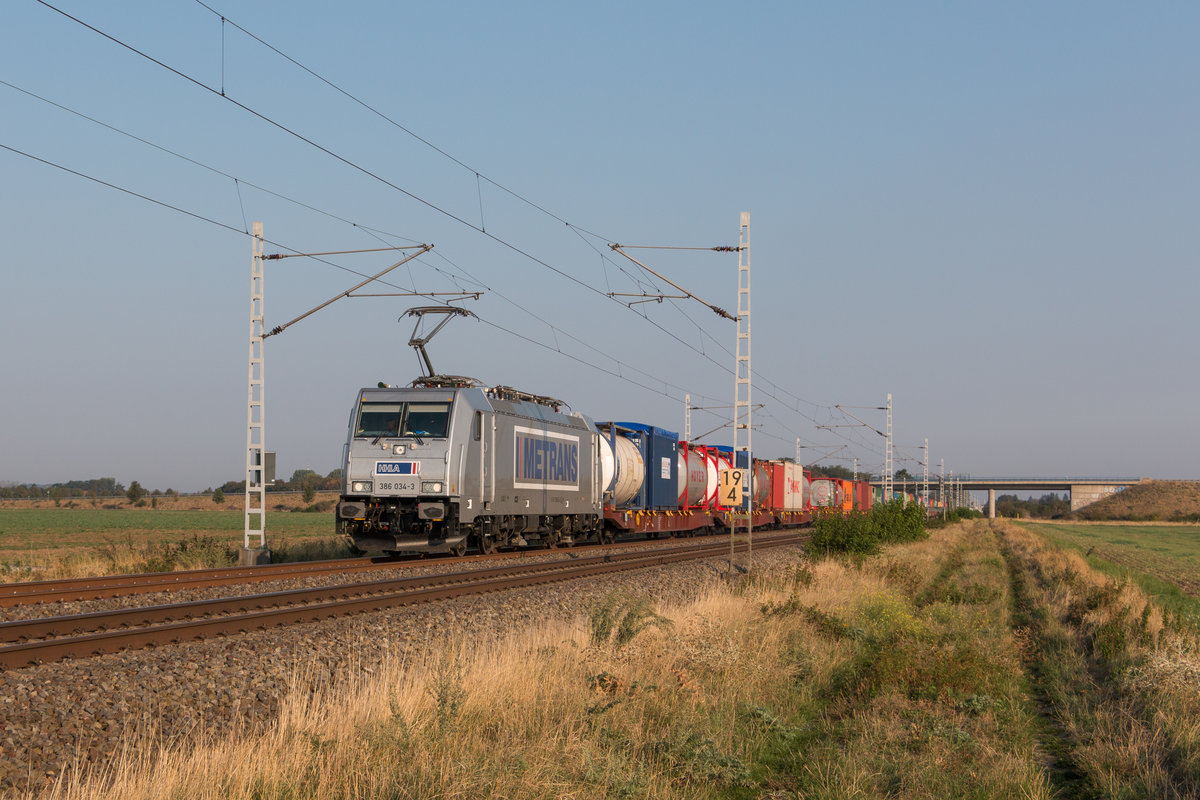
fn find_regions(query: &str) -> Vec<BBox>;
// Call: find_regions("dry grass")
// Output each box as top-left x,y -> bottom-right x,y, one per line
1077,480 -> 1200,521
999,521 -> 1200,797
27,520 -> 1200,798
0,500 -> 350,580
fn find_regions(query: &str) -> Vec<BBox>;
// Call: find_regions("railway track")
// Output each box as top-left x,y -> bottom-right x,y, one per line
0,552 -> 430,607
0,534 -> 726,607
0,533 -> 803,669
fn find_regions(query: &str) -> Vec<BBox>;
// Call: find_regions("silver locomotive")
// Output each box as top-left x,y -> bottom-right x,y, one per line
336,380 -> 608,555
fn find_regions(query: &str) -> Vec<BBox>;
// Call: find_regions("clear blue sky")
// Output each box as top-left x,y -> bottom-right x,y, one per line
2,1 -> 1196,491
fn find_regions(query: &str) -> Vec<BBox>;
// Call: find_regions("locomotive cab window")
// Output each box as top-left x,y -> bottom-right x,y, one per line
354,401 -> 451,438
355,403 -> 402,437
402,403 -> 451,438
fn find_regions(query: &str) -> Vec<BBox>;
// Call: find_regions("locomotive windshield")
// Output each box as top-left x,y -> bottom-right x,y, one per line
355,401 -> 451,438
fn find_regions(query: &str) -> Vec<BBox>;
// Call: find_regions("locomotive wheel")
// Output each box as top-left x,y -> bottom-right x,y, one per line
477,534 -> 495,555
450,540 -> 467,557
599,530 -> 615,545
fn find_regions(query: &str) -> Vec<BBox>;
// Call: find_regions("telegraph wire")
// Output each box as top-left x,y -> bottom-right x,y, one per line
0,141 -> 248,238
0,73 -> 747,434
0,136 -> 746,441
33,0 -> 758,391
23,2 -> 894,463
189,0 -> 612,244
34,0 -> 845,430
162,0 -> 846,419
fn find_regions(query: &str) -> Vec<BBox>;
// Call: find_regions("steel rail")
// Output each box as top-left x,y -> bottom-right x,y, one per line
0,555 -> 409,607
0,530 -> 736,607
0,542 -> 744,642
0,535 -> 801,668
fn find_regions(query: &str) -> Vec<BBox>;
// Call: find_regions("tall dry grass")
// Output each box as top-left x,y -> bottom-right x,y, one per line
43,518 -> 1200,797
999,521 -> 1200,797
25,522 -> 1077,799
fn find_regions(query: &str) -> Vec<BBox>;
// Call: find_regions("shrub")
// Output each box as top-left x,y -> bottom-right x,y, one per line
808,500 -> 929,557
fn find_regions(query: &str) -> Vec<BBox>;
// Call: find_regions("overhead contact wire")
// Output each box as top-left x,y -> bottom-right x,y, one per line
29,1 -> 880,458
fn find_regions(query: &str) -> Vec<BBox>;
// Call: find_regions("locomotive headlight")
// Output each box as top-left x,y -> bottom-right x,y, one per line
421,481 -> 444,493
351,480 -> 373,493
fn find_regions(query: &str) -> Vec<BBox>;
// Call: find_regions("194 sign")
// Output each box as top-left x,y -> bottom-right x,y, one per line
719,468 -> 747,507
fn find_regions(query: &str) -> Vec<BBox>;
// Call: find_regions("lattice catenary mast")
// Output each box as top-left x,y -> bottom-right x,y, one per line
684,394 -> 691,443
240,226 -> 439,563
922,438 -> 929,509
244,223 -> 267,554
732,212 -> 752,575
883,393 -> 893,503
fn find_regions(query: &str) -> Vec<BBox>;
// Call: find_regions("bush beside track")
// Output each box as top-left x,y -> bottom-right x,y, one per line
807,499 -> 933,557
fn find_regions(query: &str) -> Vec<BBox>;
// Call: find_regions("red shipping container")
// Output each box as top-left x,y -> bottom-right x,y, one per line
768,461 -> 805,511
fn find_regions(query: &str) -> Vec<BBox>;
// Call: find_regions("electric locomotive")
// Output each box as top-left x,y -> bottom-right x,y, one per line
336,379 -> 607,555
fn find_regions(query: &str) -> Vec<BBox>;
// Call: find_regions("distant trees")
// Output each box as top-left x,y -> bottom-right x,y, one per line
995,493 -> 1071,519
1,468 -> 344,503
0,477 -> 125,500
212,487 -> 225,504
809,464 -> 855,480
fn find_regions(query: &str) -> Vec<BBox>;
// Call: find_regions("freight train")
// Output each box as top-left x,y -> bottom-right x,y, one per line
335,378 -> 877,555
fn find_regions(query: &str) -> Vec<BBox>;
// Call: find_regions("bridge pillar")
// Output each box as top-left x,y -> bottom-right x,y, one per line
1070,484 -> 1126,512
988,489 -> 996,519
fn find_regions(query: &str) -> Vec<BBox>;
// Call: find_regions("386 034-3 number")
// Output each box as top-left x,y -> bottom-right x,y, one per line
377,480 -> 418,492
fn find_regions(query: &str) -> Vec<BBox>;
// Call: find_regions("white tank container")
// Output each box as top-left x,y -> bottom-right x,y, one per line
597,435 -> 616,496
677,448 -> 709,507
609,434 -> 645,507
754,462 -> 771,506
703,450 -> 719,508
712,451 -> 733,507
810,478 -> 836,507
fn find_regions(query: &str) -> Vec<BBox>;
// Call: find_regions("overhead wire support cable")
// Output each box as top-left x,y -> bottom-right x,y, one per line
608,244 -> 737,321
349,291 -> 482,300
610,245 -> 743,252
27,3 -> 859,445
0,136 -> 736,424
263,245 -> 433,338
263,246 -> 428,260
189,0 -> 610,243
32,2 -> 834,429
607,292 -> 689,307
832,404 -> 887,437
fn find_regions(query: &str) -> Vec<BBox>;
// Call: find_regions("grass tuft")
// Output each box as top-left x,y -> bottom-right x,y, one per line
588,592 -> 673,649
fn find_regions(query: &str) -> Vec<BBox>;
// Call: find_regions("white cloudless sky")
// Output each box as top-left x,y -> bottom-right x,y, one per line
1,1 -> 1196,491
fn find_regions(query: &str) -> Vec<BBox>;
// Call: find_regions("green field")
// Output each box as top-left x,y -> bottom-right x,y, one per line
0,508 -> 342,573
1019,521 -> 1200,621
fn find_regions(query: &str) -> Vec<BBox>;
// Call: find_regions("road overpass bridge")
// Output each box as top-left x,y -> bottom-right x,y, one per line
868,477 -> 1146,515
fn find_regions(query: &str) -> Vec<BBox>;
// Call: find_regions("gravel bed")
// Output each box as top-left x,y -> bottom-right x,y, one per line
0,538 -> 725,624
0,542 -> 802,795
